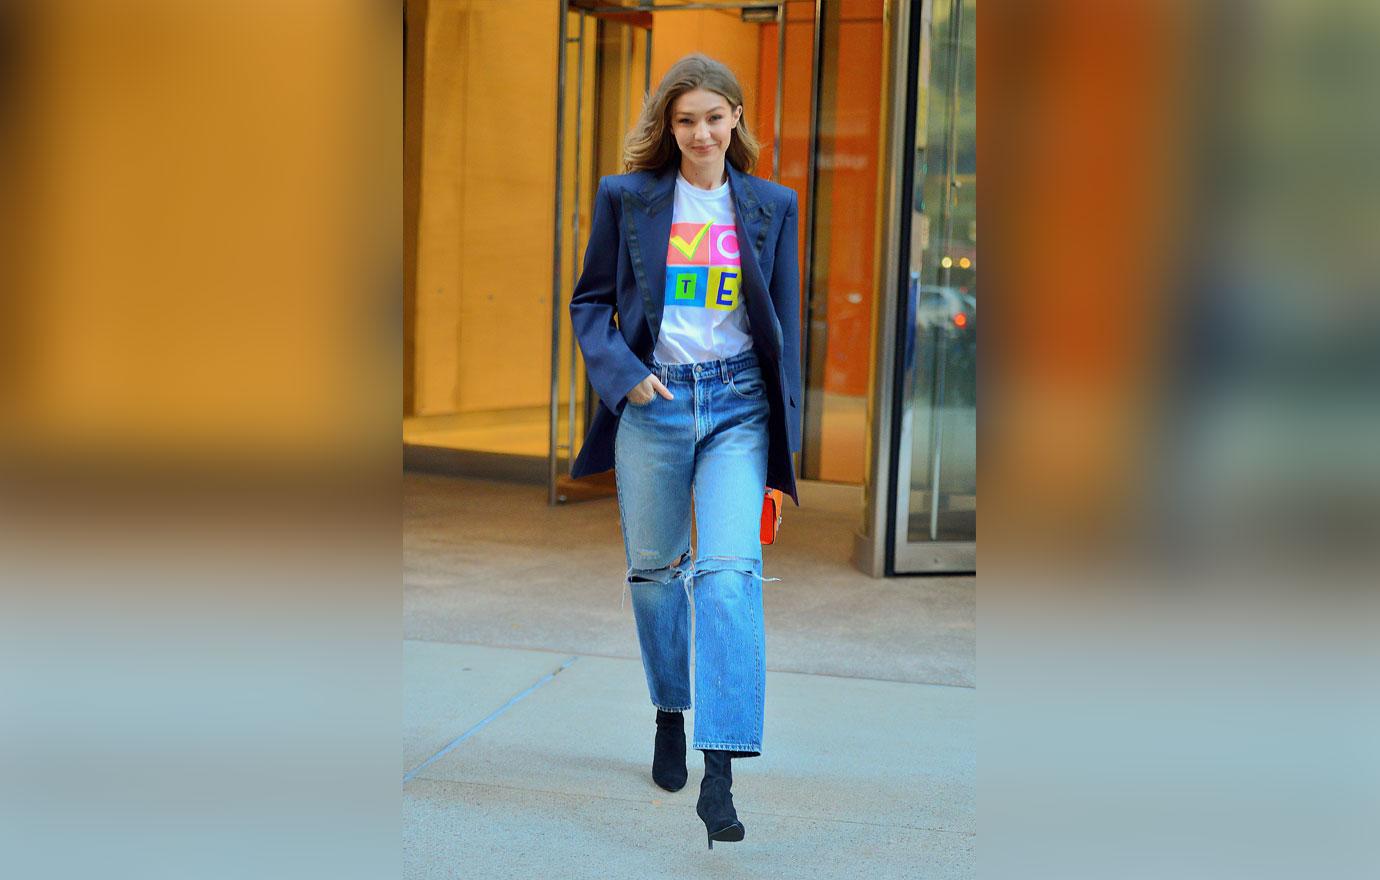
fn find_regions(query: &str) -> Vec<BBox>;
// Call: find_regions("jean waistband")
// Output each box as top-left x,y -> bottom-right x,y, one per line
644,348 -> 760,384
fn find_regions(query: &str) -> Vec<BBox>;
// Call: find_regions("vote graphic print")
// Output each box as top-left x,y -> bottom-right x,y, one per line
665,222 -> 741,312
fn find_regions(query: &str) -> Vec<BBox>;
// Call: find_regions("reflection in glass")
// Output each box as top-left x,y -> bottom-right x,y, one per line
902,0 -> 975,549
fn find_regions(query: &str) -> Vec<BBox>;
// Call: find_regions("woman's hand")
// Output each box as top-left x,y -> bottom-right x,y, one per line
626,373 -> 675,406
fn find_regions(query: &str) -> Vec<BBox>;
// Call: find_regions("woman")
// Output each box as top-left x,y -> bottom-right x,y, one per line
568,53 -> 802,850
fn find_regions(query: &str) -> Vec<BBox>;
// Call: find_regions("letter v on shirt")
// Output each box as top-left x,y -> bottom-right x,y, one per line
655,172 -> 754,365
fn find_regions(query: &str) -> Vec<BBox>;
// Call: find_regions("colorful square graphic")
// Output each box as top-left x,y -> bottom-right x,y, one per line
664,266 -> 708,307
709,226 -> 741,264
667,222 -> 712,265
664,221 -> 742,311
706,267 -> 740,311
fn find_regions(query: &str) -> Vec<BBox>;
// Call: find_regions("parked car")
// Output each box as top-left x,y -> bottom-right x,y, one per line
905,279 -> 976,407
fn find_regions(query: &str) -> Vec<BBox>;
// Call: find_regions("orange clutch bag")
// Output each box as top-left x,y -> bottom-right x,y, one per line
760,489 -> 784,544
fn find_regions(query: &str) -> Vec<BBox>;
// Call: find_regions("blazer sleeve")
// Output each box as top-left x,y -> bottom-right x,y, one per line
568,178 -> 652,417
770,191 -> 803,453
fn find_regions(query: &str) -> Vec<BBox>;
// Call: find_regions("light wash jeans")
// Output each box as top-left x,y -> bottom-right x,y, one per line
613,346 -> 776,757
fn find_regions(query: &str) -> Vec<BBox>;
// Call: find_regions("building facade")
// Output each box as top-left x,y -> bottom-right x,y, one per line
403,0 -> 975,575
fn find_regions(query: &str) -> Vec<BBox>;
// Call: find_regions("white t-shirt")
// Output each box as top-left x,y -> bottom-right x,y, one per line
653,171 -> 754,365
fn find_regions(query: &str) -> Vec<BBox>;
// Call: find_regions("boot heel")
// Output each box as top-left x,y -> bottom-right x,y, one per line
706,821 -> 745,847
697,749 -> 746,849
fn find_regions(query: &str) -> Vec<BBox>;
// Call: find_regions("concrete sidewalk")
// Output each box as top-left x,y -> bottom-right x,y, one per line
404,473 -> 974,878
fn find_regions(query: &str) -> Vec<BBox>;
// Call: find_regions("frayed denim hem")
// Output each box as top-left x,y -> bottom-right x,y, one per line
654,704 -> 692,713
693,741 -> 762,755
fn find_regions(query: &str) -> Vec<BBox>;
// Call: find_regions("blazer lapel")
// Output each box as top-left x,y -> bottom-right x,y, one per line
726,162 -> 774,264
727,163 -> 783,361
624,166 -> 676,344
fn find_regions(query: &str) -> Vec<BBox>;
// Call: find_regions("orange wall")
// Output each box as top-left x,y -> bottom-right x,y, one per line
818,0 -> 883,397
756,1 -> 882,399
649,11 -> 763,131
412,0 -> 559,416
755,1 -> 817,278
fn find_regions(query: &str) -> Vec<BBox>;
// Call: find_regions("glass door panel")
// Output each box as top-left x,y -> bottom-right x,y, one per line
894,0 -> 975,572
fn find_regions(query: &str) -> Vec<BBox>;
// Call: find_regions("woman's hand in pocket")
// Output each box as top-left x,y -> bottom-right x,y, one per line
626,373 -> 674,406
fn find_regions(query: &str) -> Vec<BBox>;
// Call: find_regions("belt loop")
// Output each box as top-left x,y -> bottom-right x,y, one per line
720,358 -> 729,384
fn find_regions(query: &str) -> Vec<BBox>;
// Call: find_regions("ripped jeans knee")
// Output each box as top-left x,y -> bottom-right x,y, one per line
620,551 -> 782,610
690,555 -> 783,584
620,548 -> 693,611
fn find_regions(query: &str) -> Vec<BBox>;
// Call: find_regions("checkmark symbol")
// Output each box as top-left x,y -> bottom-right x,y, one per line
669,223 -> 710,260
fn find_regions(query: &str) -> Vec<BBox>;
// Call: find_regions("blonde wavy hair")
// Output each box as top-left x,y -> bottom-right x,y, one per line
623,53 -> 760,174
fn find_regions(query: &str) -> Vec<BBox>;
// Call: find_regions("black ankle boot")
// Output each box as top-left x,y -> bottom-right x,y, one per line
651,710 -> 687,792
696,749 -> 745,849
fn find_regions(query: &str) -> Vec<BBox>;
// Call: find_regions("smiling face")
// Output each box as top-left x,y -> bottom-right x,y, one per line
669,87 -> 743,176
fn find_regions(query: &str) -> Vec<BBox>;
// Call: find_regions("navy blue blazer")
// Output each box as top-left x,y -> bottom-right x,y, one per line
568,161 -> 803,506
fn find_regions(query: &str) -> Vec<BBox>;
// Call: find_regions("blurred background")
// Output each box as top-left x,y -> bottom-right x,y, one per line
1,4 -> 400,879
981,2 -> 1380,878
